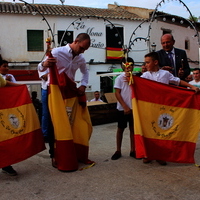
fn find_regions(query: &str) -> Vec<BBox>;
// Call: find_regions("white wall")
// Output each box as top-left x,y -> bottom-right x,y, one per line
0,13 -> 148,63
1,11 -> 200,94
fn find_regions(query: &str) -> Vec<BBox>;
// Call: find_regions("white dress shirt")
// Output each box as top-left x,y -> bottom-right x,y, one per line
141,69 -> 180,85
2,74 -> 17,83
38,69 -> 49,90
38,44 -> 89,86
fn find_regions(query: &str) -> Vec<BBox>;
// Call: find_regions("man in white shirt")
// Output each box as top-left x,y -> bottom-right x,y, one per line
90,91 -> 103,102
38,33 -> 90,96
189,68 -> 200,88
38,33 -> 91,167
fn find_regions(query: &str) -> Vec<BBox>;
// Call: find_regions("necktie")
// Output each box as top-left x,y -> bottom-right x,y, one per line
168,51 -> 176,76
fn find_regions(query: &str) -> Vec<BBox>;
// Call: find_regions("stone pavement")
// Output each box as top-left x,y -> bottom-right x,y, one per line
1,122 -> 200,200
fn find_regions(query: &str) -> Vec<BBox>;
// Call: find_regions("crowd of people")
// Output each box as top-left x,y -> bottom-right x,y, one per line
1,32 -> 200,176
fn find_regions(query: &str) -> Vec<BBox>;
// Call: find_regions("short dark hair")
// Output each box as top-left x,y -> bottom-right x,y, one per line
76,33 -> 91,45
0,60 -> 8,66
193,68 -> 200,73
145,52 -> 159,61
121,57 -> 134,70
121,57 -> 134,65
192,68 -> 200,71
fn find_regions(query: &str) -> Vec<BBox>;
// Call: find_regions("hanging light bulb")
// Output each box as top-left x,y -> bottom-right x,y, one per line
32,11 -> 37,15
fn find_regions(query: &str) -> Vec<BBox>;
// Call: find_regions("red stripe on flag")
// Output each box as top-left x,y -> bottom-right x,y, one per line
106,56 -> 124,60
75,143 -> 89,164
55,140 -> 78,172
0,85 -> 32,109
106,47 -> 123,51
0,129 -> 45,168
132,76 -> 200,110
135,135 -> 196,163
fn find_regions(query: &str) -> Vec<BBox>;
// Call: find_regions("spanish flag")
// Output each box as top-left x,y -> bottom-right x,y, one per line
106,47 -> 124,60
0,85 -> 45,168
131,76 -> 200,163
48,66 -> 93,172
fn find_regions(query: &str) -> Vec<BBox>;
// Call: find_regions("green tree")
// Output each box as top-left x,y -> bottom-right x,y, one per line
189,15 -> 198,22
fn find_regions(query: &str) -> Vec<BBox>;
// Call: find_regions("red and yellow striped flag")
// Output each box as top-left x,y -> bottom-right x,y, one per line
0,85 -> 45,168
48,66 -> 93,172
106,47 -> 124,60
131,76 -> 200,163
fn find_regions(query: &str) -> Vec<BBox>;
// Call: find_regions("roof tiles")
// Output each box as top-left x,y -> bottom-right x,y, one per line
0,2 -> 144,21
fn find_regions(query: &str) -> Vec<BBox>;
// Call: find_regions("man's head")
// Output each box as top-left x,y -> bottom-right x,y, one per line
161,33 -> 175,52
185,74 -> 193,82
178,67 -> 184,79
144,52 -> 159,71
70,33 -> 91,56
0,60 -> 9,75
192,68 -> 200,82
31,91 -> 37,99
141,62 -> 147,73
121,57 -> 134,72
94,91 -> 100,100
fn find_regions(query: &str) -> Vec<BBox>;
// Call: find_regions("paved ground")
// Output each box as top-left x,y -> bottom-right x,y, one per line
1,122 -> 200,200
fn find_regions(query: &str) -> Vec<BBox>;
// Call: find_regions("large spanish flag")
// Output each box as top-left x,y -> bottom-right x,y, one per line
131,76 -> 200,163
48,65 -> 93,172
0,85 -> 45,168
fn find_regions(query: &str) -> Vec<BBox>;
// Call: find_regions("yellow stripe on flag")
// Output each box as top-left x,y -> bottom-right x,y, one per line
106,50 -> 124,58
49,84 -> 73,140
0,103 -> 40,142
133,99 -> 200,143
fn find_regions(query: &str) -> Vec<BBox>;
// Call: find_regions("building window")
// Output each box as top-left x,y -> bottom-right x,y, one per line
162,29 -> 171,35
106,25 -> 124,63
58,31 -> 73,46
185,40 -> 189,50
27,30 -> 43,51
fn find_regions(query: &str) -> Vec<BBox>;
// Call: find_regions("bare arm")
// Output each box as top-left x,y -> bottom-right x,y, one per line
6,81 -> 21,86
179,80 -> 200,93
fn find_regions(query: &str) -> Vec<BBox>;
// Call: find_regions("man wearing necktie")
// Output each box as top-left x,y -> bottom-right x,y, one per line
157,34 -> 190,80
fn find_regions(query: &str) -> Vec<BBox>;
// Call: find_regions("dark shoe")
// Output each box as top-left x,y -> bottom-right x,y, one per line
44,136 -> 49,143
156,160 -> 167,166
130,151 -> 142,160
52,158 -> 57,168
111,151 -> 121,160
2,166 -> 18,176
143,158 -> 152,164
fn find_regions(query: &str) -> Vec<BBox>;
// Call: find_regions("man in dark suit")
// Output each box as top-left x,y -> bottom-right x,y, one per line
157,34 -> 190,80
